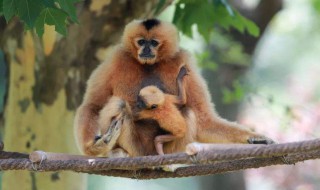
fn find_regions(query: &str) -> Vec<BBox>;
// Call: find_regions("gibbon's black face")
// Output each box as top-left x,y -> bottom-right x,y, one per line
123,19 -> 179,65
135,38 -> 160,64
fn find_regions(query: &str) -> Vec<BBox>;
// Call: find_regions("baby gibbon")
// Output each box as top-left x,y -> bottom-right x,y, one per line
135,66 -> 188,155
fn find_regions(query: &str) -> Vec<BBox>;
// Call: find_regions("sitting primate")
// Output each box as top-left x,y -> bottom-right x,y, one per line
97,66 -> 189,157
74,18 -> 274,157
135,66 -> 188,155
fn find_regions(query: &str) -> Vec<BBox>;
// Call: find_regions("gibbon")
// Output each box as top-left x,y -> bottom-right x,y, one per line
134,66 -> 188,155
74,18 -> 274,157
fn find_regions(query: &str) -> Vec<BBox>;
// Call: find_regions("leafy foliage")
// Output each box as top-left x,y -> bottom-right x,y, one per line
0,0 -> 2,15
35,8 -> 68,36
196,51 -> 218,71
312,0 -> 320,14
0,0 -> 259,39
173,0 -> 260,41
210,31 -> 250,66
0,0 -> 80,36
222,80 -> 246,104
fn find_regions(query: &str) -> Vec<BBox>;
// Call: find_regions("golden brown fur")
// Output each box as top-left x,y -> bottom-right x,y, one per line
136,85 -> 187,155
97,97 -> 140,157
74,19 -> 273,157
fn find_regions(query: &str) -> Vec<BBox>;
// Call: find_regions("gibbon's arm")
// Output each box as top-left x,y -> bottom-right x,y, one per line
135,110 -> 154,120
74,61 -> 114,156
82,61 -> 115,106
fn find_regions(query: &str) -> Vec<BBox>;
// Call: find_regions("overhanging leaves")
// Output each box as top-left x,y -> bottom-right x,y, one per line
17,0 -> 44,28
312,0 -> 320,14
55,0 -> 79,23
2,0 -> 79,36
0,0 -> 3,15
3,0 -> 17,21
35,7 -> 68,36
173,0 -> 260,41
222,80 -> 246,104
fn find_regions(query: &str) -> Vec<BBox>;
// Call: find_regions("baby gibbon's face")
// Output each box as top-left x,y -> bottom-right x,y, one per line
138,86 -> 165,110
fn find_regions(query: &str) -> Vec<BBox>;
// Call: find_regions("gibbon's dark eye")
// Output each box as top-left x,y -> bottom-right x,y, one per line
150,104 -> 158,109
137,39 -> 146,46
150,40 -> 159,47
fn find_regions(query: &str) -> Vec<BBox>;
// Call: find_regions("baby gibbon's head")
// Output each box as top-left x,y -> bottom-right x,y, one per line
138,86 -> 165,110
122,19 -> 179,65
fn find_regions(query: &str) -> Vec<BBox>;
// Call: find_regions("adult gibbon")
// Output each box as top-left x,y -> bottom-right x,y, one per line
74,19 -> 274,157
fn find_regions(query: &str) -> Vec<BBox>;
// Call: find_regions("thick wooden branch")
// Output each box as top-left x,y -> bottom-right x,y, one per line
0,139 -> 319,179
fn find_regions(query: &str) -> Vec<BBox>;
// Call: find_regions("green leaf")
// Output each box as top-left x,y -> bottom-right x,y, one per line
56,0 -> 79,23
180,0 -> 202,3
43,0 -> 56,7
237,12 -> 260,37
312,0 -> 320,13
3,0 -> 17,22
222,80 -> 246,104
214,7 -> 260,37
220,0 -> 234,16
0,0 -> 3,14
196,51 -> 218,71
173,2 -> 214,41
173,1 -> 260,41
35,7 -> 68,36
16,0 -> 44,28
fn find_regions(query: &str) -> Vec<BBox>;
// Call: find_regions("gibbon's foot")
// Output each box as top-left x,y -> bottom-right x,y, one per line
185,142 -> 203,155
102,117 -> 124,144
247,136 -> 275,145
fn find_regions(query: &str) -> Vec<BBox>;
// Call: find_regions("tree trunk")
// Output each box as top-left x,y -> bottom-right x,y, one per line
0,0 -> 160,189
200,1 -> 282,189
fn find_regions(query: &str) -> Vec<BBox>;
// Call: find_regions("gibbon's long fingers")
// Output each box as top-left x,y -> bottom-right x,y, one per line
247,136 -> 276,145
103,117 -> 124,144
185,142 -> 204,155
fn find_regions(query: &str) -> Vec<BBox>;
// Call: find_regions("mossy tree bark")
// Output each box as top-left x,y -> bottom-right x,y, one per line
0,0 -> 161,189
